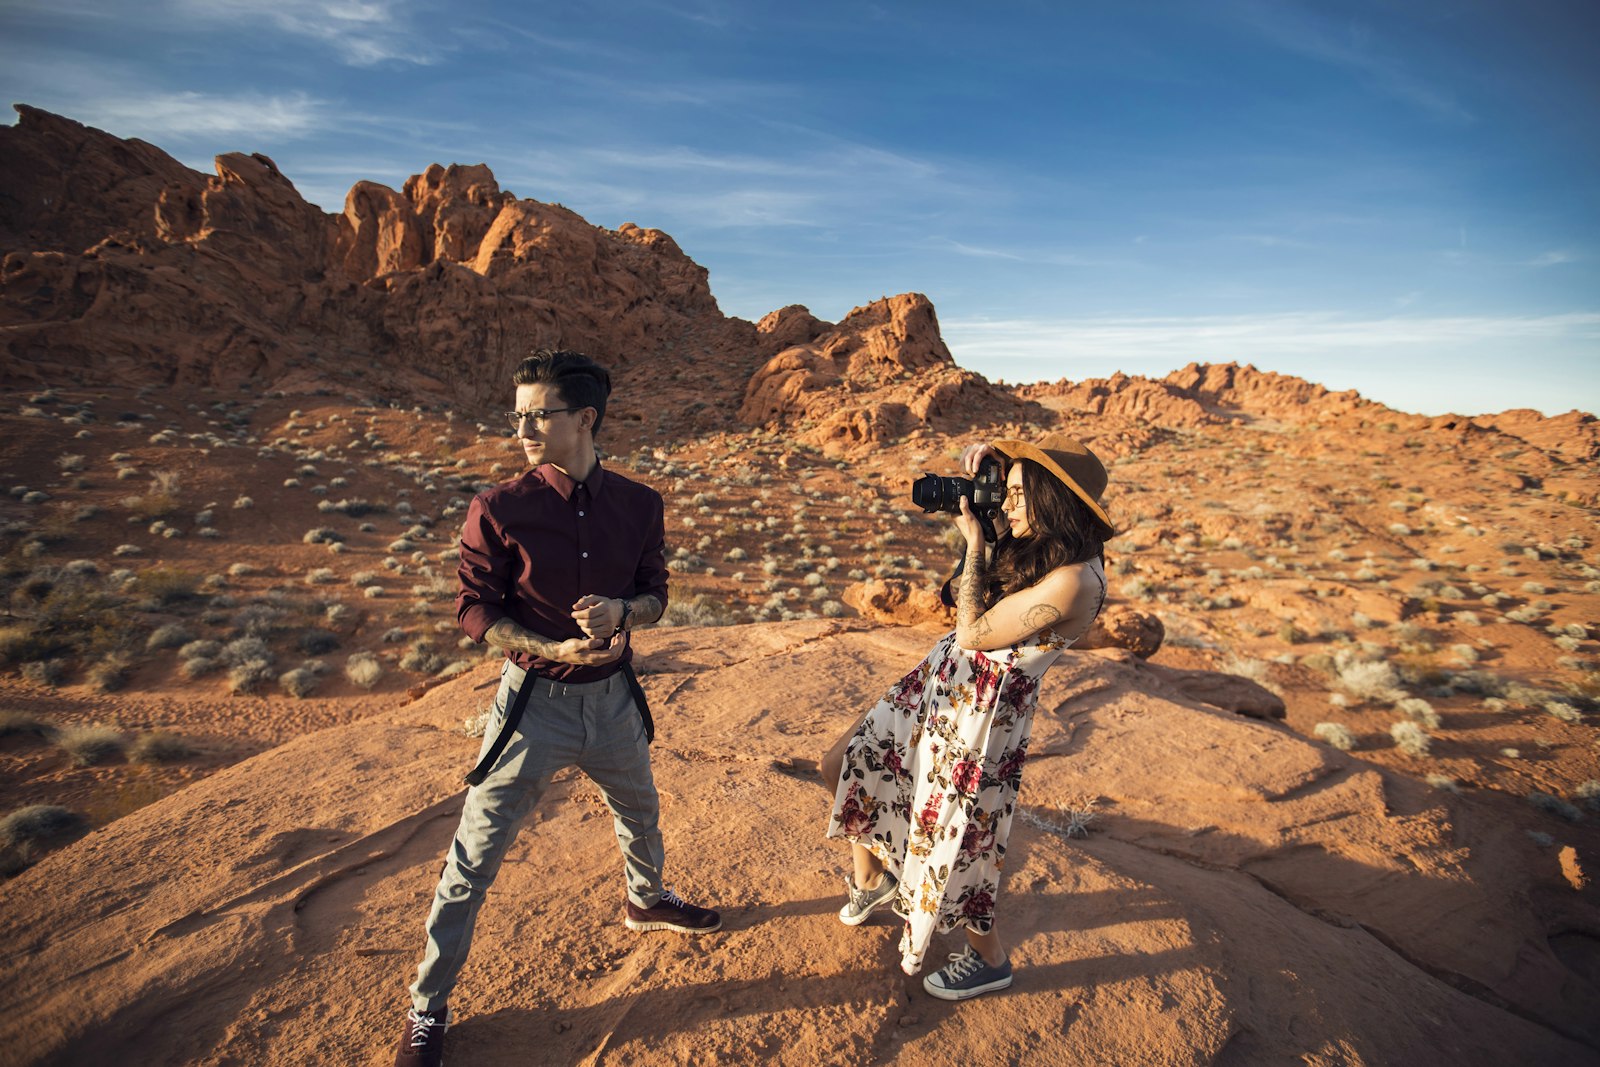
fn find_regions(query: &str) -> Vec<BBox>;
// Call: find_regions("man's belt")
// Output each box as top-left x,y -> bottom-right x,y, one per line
464,660 -> 654,788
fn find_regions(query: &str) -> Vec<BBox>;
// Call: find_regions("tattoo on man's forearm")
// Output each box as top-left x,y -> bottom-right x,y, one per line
1021,603 -> 1063,631
484,618 -> 563,658
628,594 -> 663,625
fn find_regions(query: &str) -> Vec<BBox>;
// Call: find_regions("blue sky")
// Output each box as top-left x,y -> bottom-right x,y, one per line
3,0 -> 1597,417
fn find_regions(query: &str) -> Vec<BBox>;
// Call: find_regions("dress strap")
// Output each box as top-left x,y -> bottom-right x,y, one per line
1061,557 -> 1107,646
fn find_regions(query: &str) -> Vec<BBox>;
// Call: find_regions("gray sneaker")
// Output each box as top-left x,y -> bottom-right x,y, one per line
922,946 -> 1013,1000
838,871 -> 897,926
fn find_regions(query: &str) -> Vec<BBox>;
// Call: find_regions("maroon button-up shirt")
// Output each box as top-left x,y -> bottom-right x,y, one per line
455,462 -> 669,682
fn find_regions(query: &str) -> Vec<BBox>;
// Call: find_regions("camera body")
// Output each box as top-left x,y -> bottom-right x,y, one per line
910,456 -> 1004,543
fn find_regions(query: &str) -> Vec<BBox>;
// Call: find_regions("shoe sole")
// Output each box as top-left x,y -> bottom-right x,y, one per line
922,974 -> 1013,1001
837,899 -> 893,926
625,918 -> 723,934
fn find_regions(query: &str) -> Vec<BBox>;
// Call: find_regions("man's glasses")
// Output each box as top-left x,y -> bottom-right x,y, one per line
504,407 -> 582,429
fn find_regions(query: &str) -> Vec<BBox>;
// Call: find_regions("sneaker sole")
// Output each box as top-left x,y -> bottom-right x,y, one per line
922,973 -> 1013,1001
625,917 -> 723,934
837,900 -> 892,926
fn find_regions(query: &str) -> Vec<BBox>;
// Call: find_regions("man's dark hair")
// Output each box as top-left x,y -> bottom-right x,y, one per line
512,349 -> 613,435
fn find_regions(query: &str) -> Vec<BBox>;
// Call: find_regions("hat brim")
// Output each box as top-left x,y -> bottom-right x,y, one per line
992,438 -> 1114,533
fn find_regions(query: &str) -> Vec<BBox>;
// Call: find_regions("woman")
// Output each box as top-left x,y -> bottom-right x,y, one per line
821,432 -> 1114,1000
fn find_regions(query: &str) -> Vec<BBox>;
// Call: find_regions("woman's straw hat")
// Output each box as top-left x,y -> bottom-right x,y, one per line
991,433 -> 1113,532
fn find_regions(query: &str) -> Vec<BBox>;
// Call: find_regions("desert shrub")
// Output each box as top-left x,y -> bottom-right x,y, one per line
304,568 -> 336,586
179,656 -> 219,679
128,567 -> 199,607
658,595 -> 741,628
1544,701 -> 1583,724
1312,722 -> 1355,751
382,627 -> 407,643
145,624 -> 193,652
1390,721 -> 1431,758
303,527 -> 343,545
1335,656 -> 1402,702
59,724 -> 125,766
1424,774 -> 1460,793
221,636 -> 272,666
1528,791 -> 1583,822
399,642 -> 445,674
278,668 -> 320,698
1576,780 -> 1600,812
298,629 -> 340,655
87,653 -> 133,693
1396,697 -> 1441,729
227,659 -> 275,694
344,652 -> 383,690
227,562 -> 259,577
0,804 -> 82,851
0,712 -> 55,740
437,660 -> 472,678
129,731 -> 196,764
351,571 -> 380,587
178,639 -> 222,661
20,659 -> 68,687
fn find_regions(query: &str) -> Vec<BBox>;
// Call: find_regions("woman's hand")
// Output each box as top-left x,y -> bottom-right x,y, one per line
954,495 -> 986,549
960,442 -> 1004,476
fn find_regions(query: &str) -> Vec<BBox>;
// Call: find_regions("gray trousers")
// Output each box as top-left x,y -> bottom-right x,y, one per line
409,661 -> 665,1012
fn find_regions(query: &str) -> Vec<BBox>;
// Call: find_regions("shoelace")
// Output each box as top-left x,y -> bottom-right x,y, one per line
407,1009 -> 444,1049
660,887 -> 688,908
943,949 -> 986,982
848,876 -> 890,910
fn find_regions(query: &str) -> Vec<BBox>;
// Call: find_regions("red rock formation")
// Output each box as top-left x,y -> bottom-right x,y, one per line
0,106 -> 754,408
1077,604 -> 1165,658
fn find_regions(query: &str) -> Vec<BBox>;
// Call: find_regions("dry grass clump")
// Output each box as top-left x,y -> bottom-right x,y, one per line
279,667 -> 320,698
227,659 -> 276,695
345,652 -> 383,690
0,711 -> 56,740
1312,722 -> 1356,751
399,641 -> 445,674
86,652 -> 133,693
1395,697 -> 1441,729
658,594 -> 741,628
1528,791 -> 1583,822
58,724 -> 126,766
145,624 -> 193,651
129,731 -> 197,764
0,804 -> 83,852
1334,654 -> 1403,703
1389,721 -> 1431,758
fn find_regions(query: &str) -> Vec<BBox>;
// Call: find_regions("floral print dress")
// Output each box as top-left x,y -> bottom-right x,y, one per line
826,558 -> 1106,974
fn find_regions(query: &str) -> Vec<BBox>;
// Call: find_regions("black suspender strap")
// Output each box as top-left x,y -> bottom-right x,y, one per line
464,671 -> 535,787
621,660 -> 655,744
464,658 -> 655,787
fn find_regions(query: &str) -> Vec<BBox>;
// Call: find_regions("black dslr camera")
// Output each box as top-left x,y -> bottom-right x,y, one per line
911,456 -> 1004,544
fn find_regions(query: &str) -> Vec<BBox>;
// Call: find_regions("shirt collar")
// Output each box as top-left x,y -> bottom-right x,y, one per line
535,461 -> 605,501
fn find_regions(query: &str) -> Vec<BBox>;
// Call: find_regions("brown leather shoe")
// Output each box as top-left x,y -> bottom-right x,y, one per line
394,1006 -> 448,1067
624,887 -> 722,933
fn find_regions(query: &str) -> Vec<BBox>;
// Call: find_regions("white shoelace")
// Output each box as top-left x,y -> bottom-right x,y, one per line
943,949 -> 986,981
407,1009 -> 444,1049
660,888 -> 687,908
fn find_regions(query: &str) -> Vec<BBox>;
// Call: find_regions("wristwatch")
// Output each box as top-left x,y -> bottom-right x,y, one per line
617,598 -> 633,631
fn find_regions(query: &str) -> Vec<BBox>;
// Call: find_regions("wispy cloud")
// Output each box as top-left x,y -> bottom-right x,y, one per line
1526,250 -> 1578,267
83,90 -> 331,140
172,0 -> 435,66
1227,1 -> 1474,124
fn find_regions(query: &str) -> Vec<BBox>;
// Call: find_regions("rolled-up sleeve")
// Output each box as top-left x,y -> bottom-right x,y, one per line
456,494 -> 511,642
633,493 -> 669,611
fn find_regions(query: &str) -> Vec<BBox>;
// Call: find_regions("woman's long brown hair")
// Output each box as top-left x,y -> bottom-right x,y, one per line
984,458 -> 1112,609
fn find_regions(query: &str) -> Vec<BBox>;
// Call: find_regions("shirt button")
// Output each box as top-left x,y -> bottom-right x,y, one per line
579,511 -> 585,517
581,552 -> 589,558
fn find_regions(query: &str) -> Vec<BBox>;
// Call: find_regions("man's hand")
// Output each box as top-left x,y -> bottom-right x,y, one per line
554,632 -> 627,666
572,594 -> 624,639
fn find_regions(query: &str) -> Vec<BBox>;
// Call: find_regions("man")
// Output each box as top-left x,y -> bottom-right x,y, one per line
396,349 -> 720,1067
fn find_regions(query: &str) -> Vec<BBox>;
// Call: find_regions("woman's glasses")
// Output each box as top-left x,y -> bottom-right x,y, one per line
504,407 -> 582,429
1003,486 -> 1026,507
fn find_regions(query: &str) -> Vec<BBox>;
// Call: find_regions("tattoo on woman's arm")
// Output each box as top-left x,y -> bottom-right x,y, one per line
1021,603 -> 1063,631
957,540 -> 990,640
